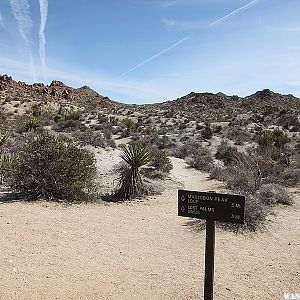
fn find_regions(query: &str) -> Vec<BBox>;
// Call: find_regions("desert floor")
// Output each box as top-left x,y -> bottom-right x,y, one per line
0,150 -> 299,300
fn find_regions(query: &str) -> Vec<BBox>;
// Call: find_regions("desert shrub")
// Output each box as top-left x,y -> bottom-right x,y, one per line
31,104 -> 42,117
215,140 -> 238,166
139,133 -> 172,150
243,194 -> 269,231
280,167 -> 300,187
72,130 -> 105,147
172,142 -> 200,159
212,125 -> 223,133
225,125 -> 252,145
201,124 -> 213,139
185,146 -> 213,172
149,147 -> 173,175
98,113 -> 108,124
53,119 -> 85,132
209,165 -> 228,181
257,184 -> 292,206
178,122 -> 187,130
21,117 -> 41,132
123,118 -> 136,131
7,131 -> 97,201
194,194 -> 269,232
220,194 -> 269,232
139,177 -> 165,196
0,132 -> 11,183
257,129 -> 290,150
157,134 -> 171,149
225,153 -> 262,193
66,110 -> 82,121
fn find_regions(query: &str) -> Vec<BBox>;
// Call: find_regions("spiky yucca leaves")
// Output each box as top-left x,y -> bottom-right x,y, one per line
118,142 -> 153,199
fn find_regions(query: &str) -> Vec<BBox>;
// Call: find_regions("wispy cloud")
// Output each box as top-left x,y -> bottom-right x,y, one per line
162,0 -> 180,8
8,0 -> 37,81
163,18 -> 205,31
38,0 -> 48,80
0,11 -> 3,28
270,25 -> 300,33
119,34 -> 193,77
209,0 -> 262,27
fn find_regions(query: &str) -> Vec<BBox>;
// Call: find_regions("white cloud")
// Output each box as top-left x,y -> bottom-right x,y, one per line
270,26 -> 300,33
38,0 -> 48,80
8,0 -> 37,81
163,18 -> 206,30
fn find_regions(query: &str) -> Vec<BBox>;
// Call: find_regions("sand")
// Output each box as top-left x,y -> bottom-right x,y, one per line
0,152 -> 299,300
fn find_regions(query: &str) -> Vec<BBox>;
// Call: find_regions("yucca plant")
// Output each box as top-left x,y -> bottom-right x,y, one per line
117,141 -> 153,199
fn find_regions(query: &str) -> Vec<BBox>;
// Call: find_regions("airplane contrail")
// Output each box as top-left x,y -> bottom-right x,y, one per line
9,0 -> 37,81
119,0 -> 261,77
209,0 -> 261,27
38,0 -> 48,80
119,34 -> 193,77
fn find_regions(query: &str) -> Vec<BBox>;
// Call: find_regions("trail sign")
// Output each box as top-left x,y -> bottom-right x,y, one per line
178,190 -> 245,224
178,190 -> 246,300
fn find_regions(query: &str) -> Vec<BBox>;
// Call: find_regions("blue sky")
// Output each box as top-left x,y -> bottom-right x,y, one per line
0,0 -> 300,104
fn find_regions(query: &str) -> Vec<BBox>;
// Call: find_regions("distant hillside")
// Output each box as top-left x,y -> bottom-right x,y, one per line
0,74 -> 121,110
1,74 -> 299,127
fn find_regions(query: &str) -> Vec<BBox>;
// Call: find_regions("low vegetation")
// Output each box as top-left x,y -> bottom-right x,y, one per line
1,75 -> 299,233
6,131 -> 97,201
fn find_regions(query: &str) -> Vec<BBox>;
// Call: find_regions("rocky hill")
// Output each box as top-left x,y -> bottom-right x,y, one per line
1,74 -> 299,129
0,74 -> 121,111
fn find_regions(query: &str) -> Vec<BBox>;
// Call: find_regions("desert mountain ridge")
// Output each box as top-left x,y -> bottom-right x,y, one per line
1,74 -> 299,114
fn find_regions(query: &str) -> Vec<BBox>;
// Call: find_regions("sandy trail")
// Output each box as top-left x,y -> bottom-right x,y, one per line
0,153 -> 299,300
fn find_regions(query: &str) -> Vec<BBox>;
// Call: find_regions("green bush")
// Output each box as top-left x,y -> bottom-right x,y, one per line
149,147 -> 173,174
201,124 -> 213,139
0,132 -> 11,183
66,110 -> 82,121
257,184 -> 292,206
225,125 -> 251,145
22,117 -> 41,132
7,131 -> 97,201
257,129 -> 290,150
225,153 -> 262,193
209,165 -> 227,181
173,142 -> 200,159
185,146 -> 213,172
215,140 -> 238,166
243,194 -> 269,231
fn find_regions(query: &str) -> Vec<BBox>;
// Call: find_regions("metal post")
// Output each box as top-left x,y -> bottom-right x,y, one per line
204,219 -> 215,300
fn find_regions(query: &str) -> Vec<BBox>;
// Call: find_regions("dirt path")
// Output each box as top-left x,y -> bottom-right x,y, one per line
0,154 -> 299,299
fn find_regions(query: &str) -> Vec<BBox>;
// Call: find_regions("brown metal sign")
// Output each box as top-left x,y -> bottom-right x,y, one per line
178,190 -> 245,224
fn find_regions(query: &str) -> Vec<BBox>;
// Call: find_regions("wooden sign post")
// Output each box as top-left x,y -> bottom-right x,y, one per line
178,190 -> 245,300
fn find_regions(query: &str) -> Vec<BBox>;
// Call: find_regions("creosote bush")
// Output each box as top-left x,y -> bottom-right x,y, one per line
215,140 -> 238,166
7,131 -> 97,201
185,146 -> 213,172
149,147 -> 173,174
257,184 -> 292,206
